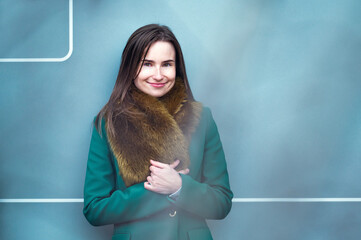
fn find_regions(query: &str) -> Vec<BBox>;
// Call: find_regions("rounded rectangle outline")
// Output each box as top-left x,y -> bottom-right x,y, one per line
0,0 -> 73,62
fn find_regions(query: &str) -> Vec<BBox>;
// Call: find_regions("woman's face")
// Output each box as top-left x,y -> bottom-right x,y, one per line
134,41 -> 176,97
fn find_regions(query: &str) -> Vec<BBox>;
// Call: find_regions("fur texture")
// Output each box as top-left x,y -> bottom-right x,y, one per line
106,79 -> 202,187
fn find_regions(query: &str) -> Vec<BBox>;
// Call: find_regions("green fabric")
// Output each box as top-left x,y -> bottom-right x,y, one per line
83,107 -> 233,239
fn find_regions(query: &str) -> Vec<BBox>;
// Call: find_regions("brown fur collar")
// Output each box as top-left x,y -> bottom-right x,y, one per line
106,79 -> 202,187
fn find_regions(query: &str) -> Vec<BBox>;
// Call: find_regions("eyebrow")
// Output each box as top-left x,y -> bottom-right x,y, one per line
143,59 -> 175,63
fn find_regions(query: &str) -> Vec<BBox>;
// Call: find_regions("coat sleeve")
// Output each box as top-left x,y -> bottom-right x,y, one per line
83,118 -> 172,226
167,107 -> 233,219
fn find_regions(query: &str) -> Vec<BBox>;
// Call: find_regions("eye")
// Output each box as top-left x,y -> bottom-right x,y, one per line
143,62 -> 152,67
163,62 -> 173,67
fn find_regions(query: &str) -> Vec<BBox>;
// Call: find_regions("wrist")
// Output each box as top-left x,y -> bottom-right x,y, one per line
174,173 -> 182,192
169,185 -> 182,199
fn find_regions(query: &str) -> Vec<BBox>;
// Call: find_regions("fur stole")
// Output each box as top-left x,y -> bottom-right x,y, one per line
106,79 -> 202,187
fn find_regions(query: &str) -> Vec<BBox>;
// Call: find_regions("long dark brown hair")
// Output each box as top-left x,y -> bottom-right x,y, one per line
95,24 -> 194,136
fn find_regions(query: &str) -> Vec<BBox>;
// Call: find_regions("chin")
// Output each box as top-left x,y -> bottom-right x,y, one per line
149,90 -> 167,98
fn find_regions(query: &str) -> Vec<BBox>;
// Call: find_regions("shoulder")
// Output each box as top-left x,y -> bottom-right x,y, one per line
198,105 -> 221,137
201,105 -> 212,118
191,103 -> 217,135
92,115 -> 108,140
196,104 -> 214,125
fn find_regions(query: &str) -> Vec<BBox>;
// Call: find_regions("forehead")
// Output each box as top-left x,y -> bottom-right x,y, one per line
144,41 -> 175,60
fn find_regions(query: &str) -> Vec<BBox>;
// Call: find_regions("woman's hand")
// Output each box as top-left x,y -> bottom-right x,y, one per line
144,159 -> 189,194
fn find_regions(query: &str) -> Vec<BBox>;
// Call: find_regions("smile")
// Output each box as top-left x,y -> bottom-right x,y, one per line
148,82 -> 166,88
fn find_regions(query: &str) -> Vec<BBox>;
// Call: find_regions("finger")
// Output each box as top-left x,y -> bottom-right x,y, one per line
169,159 -> 180,169
149,165 -> 157,173
178,168 -> 189,174
150,168 -> 163,178
178,168 -> 190,175
150,159 -> 168,169
144,182 -> 155,191
147,176 -> 153,184
151,175 -> 161,183
150,165 -> 163,174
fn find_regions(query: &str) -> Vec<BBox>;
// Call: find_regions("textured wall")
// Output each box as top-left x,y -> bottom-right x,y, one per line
1,0 -> 361,239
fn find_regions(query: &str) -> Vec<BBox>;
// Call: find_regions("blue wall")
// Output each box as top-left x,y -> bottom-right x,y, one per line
1,0 -> 361,239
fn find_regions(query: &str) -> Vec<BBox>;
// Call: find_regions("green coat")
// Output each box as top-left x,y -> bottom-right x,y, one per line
83,107 -> 233,240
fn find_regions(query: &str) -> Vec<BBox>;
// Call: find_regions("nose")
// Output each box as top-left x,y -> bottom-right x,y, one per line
152,66 -> 163,81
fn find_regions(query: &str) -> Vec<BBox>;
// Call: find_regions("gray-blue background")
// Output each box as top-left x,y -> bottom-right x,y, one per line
1,0 -> 361,239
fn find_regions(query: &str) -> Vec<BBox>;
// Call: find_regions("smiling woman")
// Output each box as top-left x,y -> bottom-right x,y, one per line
83,24 -> 233,240
134,41 -> 176,97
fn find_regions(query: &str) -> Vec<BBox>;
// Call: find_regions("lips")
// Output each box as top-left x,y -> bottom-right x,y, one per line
148,82 -> 166,88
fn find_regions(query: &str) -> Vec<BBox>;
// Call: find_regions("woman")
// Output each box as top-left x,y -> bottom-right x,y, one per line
83,24 -> 233,240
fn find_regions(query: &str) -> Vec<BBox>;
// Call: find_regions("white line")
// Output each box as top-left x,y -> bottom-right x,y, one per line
1,198 -> 361,203
0,0 -> 73,62
232,198 -> 361,202
0,198 -> 84,203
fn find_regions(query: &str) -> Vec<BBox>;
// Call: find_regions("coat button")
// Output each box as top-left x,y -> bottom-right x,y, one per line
169,210 -> 177,217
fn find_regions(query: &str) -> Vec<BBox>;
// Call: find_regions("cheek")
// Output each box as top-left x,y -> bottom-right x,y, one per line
135,71 -> 153,86
134,73 -> 146,87
168,81 -> 176,90
133,78 -> 141,89
136,69 -> 150,80
165,68 -> 176,79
